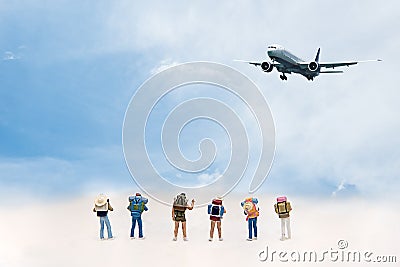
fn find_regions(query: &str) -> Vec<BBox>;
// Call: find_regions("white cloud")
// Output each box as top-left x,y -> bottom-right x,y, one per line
197,169 -> 222,185
150,59 -> 180,75
3,51 -> 18,60
332,180 -> 346,197
0,145 -> 132,197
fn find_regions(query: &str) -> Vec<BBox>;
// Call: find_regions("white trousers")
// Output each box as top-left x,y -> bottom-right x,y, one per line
280,217 -> 291,238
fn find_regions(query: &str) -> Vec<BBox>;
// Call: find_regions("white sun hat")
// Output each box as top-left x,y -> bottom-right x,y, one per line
95,194 -> 108,206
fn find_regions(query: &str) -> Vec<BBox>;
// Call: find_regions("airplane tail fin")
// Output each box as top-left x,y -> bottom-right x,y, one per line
315,48 -> 320,62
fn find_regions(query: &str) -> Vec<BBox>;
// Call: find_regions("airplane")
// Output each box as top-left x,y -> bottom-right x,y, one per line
236,44 -> 382,81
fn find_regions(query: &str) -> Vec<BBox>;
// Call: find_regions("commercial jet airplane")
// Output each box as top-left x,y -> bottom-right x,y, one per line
236,44 -> 381,81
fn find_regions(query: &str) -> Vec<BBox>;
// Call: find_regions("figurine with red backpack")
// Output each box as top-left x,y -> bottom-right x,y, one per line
241,197 -> 259,241
207,197 -> 226,241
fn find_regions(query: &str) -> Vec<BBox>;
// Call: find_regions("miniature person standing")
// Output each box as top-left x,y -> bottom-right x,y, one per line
93,194 -> 114,240
208,197 -> 226,241
241,197 -> 259,241
127,193 -> 148,239
172,193 -> 195,241
274,196 -> 292,241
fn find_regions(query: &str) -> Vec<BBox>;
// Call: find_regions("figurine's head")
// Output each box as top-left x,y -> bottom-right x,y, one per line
95,194 -> 108,206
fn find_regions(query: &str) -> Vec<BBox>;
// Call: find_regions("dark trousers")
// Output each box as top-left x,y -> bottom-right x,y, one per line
248,217 -> 257,239
130,216 -> 143,238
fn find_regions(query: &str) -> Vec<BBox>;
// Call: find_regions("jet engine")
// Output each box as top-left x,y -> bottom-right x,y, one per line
261,62 -> 273,72
308,61 -> 319,72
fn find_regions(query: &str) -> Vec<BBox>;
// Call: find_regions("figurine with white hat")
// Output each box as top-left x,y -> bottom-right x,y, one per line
93,194 -> 114,240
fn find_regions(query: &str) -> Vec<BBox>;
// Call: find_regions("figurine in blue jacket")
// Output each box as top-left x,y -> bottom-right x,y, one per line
127,193 -> 148,239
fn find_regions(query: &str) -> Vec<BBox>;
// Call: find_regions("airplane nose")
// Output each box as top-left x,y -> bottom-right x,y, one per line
267,45 -> 280,58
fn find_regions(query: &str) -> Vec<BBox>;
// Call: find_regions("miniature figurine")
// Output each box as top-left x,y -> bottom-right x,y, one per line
274,196 -> 292,241
127,192 -> 148,239
241,197 -> 259,241
208,197 -> 226,241
93,194 -> 114,240
172,193 -> 195,241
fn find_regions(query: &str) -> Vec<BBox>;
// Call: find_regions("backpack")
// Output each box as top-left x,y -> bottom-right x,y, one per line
95,203 -> 108,212
173,194 -> 188,210
208,204 -> 225,218
276,201 -> 289,215
208,198 -> 224,218
129,198 -> 145,213
243,200 -> 259,218
128,196 -> 148,204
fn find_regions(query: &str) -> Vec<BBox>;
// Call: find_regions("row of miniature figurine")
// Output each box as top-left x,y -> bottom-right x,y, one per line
93,192 -> 292,241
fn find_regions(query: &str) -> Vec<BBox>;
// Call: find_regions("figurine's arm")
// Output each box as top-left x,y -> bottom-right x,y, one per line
108,200 -> 114,211
187,199 -> 195,210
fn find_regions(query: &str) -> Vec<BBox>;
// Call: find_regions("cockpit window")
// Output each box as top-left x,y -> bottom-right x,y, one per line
268,46 -> 276,49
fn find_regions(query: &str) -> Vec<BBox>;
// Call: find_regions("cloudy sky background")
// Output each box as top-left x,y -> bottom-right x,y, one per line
1,1 -> 399,201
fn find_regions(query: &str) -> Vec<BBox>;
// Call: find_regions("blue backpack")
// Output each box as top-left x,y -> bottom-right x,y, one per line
128,196 -> 148,213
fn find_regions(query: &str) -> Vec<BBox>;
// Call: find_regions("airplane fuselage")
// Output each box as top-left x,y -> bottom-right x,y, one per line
267,45 -> 320,79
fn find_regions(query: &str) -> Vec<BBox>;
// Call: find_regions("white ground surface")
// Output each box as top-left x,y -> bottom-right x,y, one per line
0,193 -> 398,267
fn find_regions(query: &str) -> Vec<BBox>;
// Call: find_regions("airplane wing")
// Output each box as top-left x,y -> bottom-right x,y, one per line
319,59 -> 382,69
297,59 -> 381,69
234,59 -> 261,66
234,59 -> 280,67
319,70 -> 343,73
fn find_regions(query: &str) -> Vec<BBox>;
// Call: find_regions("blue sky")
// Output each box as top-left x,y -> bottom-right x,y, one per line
1,1 -> 399,200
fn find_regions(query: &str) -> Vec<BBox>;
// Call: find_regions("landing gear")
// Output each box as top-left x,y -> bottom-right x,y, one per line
280,74 -> 287,80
